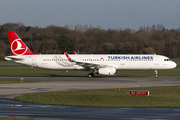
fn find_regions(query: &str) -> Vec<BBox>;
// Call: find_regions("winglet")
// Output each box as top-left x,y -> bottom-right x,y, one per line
64,51 -> 72,61
73,51 -> 77,55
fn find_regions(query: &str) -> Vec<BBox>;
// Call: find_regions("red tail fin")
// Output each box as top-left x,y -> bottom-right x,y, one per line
7,32 -> 35,56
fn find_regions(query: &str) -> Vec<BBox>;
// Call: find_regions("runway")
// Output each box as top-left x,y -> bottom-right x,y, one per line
1,76 -> 180,119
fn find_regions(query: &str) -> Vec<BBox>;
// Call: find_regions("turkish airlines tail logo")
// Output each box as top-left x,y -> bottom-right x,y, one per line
14,41 -> 25,51
7,32 -> 35,56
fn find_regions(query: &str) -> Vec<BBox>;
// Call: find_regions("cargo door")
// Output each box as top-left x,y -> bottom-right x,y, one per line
32,56 -> 37,67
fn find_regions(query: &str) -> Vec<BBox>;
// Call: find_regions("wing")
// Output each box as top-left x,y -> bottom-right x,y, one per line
64,52 -> 110,69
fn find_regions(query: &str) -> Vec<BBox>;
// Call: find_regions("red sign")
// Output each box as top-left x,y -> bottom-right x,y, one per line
129,90 -> 149,96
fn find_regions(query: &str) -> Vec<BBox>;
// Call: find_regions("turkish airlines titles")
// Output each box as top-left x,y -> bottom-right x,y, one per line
108,56 -> 153,60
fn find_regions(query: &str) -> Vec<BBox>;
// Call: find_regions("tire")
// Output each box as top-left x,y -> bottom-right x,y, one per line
92,73 -> 94,77
88,73 -> 92,78
155,74 -> 158,78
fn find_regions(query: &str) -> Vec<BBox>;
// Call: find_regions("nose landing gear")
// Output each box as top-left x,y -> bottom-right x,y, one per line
155,70 -> 158,78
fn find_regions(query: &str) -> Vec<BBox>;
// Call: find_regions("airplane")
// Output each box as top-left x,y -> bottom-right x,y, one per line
5,32 -> 177,78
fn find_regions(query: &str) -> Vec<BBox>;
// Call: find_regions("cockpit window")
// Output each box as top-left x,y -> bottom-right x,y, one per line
164,59 -> 170,61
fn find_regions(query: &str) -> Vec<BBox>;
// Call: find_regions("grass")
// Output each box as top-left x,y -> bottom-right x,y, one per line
0,66 -> 179,77
171,58 -> 180,65
0,67 -> 89,77
0,61 -> 18,65
15,86 -> 180,107
0,80 -> 49,84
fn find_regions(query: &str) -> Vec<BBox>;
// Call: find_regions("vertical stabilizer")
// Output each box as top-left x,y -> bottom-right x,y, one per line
7,32 -> 35,56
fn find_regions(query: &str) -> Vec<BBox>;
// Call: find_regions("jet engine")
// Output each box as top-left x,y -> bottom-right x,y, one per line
95,67 -> 116,75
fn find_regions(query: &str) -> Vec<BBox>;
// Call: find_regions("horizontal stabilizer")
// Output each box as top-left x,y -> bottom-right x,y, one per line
5,56 -> 23,61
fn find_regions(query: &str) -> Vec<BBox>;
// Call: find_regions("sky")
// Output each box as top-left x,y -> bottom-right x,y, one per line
0,0 -> 180,30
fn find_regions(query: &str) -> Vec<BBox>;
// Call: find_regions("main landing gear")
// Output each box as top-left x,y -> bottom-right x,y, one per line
155,70 -> 158,78
87,73 -> 94,78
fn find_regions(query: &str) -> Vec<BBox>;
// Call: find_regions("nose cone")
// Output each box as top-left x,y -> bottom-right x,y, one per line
171,61 -> 177,69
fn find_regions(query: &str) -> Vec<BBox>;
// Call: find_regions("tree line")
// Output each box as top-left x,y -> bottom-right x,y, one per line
0,23 -> 180,60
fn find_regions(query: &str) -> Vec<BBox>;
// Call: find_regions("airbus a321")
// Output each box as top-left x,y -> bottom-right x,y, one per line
5,32 -> 177,78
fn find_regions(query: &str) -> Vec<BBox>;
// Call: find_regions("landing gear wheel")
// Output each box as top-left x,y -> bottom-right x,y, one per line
155,70 -> 158,78
88,73 -> 94,78
88,73 -> 92,78
155,74 -> 158,78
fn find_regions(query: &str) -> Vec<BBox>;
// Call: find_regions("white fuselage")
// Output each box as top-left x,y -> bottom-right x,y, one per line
5,54 -> 177,71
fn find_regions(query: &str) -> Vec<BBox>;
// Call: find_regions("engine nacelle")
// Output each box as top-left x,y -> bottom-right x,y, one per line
95,67 -> 116,75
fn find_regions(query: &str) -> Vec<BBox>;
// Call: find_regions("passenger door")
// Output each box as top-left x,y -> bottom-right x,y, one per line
154,57 -> 159,65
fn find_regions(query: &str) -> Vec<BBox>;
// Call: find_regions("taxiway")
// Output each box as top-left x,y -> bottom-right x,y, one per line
1,76 -> 180,119
0,76 -> 180,98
